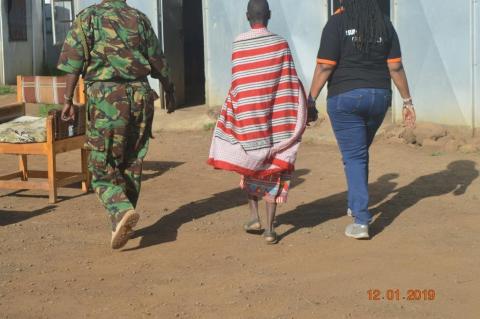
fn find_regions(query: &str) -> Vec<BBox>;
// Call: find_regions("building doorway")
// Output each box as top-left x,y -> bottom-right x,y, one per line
329,0 -> 390,17
183,0 -> 205,106
162,0 -> 205,107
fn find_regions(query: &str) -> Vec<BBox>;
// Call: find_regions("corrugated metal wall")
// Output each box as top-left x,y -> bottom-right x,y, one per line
392,0 -> 477,129
72,0 -> 478,129
203,0 -> 479,131
203,0 -> 328,107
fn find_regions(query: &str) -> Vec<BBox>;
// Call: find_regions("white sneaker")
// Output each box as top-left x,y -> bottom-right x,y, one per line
345,223 -> 369,239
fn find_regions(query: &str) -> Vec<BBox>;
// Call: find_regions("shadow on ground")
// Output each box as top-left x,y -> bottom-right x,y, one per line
127,169 -> 310,250
142,161 -> 185,182
370,160 -> 478,237
276,173 -> 399,240
277,160 -> 478,240
0,205 -> 57,226
0,190 -> 86,203
0,161 -> 183,204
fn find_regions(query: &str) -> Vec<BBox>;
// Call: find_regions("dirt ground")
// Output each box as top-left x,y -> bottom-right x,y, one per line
0,129 -> 479,319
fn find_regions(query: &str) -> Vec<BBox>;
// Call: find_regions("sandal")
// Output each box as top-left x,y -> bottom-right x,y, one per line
243,218 -> 262,232
263,230 -> 278,245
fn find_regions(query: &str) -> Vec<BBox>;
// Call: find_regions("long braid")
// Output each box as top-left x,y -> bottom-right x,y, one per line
343,0 -> 387,53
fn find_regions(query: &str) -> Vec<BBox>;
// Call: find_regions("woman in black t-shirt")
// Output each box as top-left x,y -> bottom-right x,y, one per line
307,0 -> 415,239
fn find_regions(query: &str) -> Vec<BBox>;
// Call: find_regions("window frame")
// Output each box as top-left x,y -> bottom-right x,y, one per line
7,0 -> 28,42
50,0 -> 75,45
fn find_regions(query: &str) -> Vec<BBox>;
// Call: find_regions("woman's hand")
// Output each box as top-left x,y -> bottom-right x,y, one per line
402,103 -> 416,128
306,94 -> 319,125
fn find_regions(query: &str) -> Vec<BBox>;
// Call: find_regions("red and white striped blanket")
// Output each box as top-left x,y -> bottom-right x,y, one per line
208,27 -> 307,177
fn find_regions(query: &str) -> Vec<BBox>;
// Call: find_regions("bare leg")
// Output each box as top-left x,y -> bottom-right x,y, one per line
264,201 -> 278,244
265,201 -> 277,233
244,194 -> 262,231
248,194 -> 259,221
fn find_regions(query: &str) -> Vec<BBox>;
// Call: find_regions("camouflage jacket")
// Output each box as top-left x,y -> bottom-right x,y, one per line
57,0 -> 169,82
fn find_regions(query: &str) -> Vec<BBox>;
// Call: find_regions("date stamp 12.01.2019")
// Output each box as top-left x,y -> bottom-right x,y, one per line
367,289 -> 436,301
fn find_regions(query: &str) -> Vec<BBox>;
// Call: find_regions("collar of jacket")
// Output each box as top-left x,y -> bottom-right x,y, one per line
102,0 -> 127,7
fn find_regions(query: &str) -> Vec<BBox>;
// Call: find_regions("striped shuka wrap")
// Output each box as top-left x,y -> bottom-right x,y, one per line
208,27 -> 307,202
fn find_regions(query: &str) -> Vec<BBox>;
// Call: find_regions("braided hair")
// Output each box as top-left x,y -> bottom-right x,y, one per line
343,0 -> 387,53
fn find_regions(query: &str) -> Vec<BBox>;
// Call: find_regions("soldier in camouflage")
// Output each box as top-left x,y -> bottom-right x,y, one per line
57,0 -> 175,249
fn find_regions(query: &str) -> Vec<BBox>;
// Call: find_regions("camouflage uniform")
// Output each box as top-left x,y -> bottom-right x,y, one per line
57,0 -> 170,219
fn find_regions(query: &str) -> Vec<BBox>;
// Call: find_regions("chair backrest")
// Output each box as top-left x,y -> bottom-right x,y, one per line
16,76 -> 85,105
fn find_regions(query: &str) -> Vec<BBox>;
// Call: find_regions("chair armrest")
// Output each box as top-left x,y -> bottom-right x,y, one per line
0,102 -> 26,124
48,104 -> 86,140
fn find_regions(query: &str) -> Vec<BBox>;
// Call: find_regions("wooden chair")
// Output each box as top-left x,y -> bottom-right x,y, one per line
0,76 -> 90,203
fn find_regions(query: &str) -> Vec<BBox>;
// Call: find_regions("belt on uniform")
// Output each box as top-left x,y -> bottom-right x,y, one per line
85,77 -> 149,86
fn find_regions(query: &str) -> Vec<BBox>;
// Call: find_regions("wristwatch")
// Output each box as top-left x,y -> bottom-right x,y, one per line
403,97 -> 413,108
64,94 -> 73,103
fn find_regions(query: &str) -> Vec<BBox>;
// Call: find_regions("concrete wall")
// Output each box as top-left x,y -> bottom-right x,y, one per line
203,0 -> 329,107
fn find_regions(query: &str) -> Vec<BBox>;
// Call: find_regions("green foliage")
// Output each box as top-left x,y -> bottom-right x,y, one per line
39,104 -> 63,118
0,86 -> 15,95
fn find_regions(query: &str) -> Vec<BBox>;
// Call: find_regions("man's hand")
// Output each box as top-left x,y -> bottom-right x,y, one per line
403,104 -> 416,128
164,83 -> 176,113
61,102 -> 76,122
165,91 -> 176,113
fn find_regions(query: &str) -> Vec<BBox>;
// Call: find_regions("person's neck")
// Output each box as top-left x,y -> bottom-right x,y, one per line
251,22 -> 267,29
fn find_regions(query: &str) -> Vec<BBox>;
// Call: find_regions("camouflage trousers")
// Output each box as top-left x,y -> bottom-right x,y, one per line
85,80 -> 158,218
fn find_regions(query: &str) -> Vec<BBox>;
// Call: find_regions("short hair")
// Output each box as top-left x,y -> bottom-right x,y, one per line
247,0 -> 270,22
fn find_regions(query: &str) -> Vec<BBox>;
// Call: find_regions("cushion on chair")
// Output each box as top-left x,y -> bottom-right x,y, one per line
0,116 -> 46,143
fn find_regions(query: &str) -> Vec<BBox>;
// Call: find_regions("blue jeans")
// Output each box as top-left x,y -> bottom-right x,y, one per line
327,88 -> 391,225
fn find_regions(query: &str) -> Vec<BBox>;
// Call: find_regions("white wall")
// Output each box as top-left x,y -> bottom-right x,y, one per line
203,0 -> 328,107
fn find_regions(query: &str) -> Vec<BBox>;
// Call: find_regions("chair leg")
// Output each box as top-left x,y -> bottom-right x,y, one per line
81,148 -> 90,193
47,147 -> 58,204
19,155 -> 28,181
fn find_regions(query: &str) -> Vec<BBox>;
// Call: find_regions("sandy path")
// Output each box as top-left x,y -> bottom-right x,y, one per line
0,131 -> 479,318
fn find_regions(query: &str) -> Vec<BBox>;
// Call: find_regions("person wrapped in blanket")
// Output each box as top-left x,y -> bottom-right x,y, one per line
208,0 -> 318,244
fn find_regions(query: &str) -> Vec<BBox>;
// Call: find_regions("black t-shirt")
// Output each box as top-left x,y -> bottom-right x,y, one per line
317,11 -> 402,97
